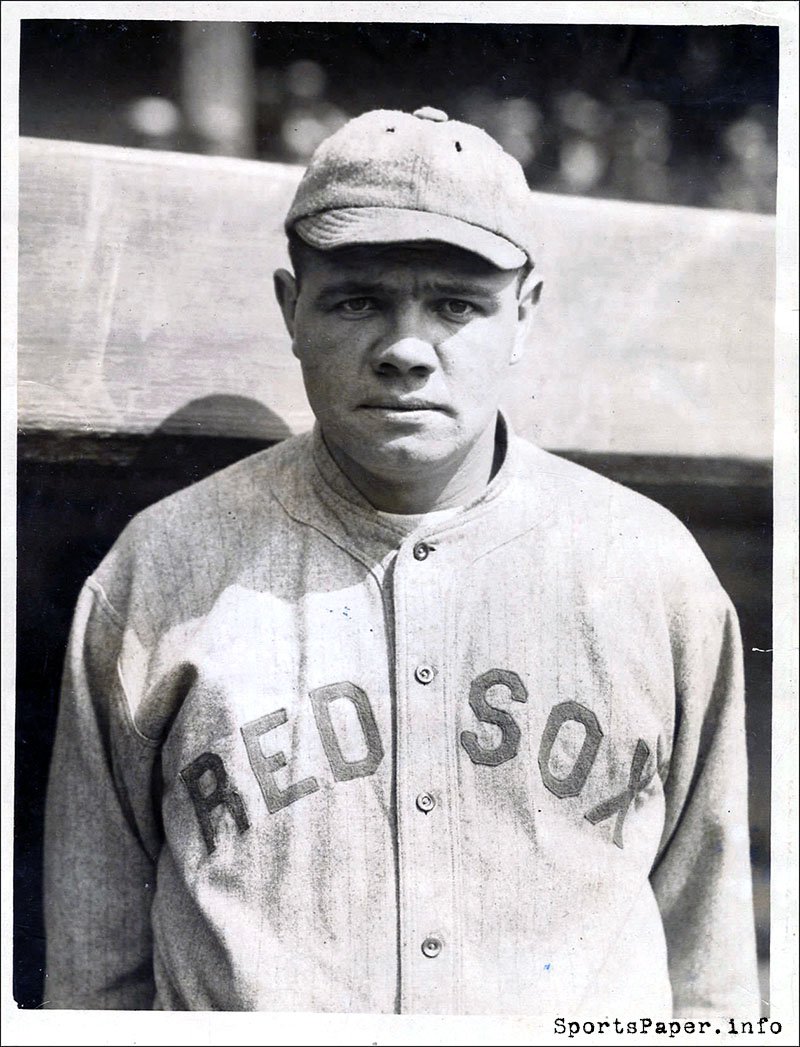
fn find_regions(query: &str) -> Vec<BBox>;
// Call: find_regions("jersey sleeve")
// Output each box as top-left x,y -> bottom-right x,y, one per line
43,578 -> 159,1009
650,548 -> 761,1018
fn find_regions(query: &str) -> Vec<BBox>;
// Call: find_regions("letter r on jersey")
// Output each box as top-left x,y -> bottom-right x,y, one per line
180,751 -> 250,854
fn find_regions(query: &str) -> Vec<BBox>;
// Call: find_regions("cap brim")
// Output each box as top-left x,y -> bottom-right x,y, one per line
293,207 -> 527,270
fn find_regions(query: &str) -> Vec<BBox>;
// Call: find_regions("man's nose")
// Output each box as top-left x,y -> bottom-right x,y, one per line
372,309 -> 438,378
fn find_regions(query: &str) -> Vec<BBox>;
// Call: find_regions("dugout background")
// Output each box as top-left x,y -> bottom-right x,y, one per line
14,18 -> 777,1010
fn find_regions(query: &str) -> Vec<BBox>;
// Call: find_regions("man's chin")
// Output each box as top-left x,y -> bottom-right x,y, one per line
325,423 -> 462,482
358,439 -> 457,478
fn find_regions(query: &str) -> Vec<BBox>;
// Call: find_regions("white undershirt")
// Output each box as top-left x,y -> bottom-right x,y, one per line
375,505 -> 462,534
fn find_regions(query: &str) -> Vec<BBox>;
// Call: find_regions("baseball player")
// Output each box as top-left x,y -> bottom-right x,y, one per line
44,107 -> 759,1016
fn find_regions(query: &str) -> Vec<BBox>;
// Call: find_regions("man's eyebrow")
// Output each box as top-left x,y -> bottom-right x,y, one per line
312,276 -> 505,302
424,279 -> 502,299
314,279 -> 385,299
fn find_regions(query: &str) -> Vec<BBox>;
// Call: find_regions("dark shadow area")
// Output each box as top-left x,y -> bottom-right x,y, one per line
14,425 -> 771,1009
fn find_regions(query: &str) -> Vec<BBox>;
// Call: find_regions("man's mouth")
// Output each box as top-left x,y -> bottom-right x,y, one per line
359,400 -> 445,412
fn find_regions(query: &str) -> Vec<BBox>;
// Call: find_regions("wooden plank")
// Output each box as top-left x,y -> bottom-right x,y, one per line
18,137 -> 776,458
16,430 -> 772,490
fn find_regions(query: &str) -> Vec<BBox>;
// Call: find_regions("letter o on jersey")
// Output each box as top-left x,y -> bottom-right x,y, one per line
537,701 -> 604,798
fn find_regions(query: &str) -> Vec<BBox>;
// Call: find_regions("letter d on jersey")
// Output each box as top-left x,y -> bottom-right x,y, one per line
310,681 -> 384,781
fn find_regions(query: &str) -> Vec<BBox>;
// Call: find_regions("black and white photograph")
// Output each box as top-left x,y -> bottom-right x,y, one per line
3,2 -> 797,1043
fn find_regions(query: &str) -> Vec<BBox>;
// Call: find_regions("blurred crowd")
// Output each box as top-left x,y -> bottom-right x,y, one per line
22,21 -> 778,214
248,59 -> 777,212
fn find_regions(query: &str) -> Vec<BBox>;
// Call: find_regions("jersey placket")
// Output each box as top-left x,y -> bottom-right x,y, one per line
392,533 -> 461,1014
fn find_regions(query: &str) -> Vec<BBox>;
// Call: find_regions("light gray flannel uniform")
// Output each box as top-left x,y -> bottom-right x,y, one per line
44,421 -> 759,1014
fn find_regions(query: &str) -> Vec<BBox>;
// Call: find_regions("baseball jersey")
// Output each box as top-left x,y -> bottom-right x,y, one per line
43,418 -> 759,1015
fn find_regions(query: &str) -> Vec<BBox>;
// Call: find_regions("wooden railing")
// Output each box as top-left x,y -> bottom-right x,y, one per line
18,136 -> 775,462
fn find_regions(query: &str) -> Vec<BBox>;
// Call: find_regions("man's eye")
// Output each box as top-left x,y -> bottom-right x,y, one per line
441,299 -> 478,320
338,297 -> 375,314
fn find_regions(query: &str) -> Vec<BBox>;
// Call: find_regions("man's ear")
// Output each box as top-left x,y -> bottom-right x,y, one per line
274,268 -> 299,344
510,271 -> 543,365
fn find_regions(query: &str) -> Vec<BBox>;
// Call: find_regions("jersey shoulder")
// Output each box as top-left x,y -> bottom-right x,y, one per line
89,433 -> 313,620
135,431 -> 311,527
511,437 -> 675,523
509,437 -> 728,601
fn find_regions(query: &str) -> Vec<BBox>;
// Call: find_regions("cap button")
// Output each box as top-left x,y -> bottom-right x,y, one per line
413,106 -> 448,122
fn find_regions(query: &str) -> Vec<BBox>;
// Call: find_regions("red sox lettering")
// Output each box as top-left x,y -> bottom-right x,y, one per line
180,671 -> 653,854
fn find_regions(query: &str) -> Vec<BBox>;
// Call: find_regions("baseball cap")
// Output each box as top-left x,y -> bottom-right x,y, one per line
285,107 -> 535,270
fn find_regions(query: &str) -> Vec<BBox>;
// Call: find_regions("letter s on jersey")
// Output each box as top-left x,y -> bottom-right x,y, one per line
459,668 -> 528,766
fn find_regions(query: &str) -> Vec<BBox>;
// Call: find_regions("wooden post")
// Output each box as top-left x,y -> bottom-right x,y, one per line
181,22 -> 255,157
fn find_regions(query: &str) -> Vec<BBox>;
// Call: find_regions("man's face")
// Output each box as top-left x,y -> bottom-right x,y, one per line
275,242 -> 536,493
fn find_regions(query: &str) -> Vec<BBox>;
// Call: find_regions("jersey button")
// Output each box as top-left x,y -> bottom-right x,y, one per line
421,936 -> 443,958
413,541 -> 431,561
416,791 -> 436,813
414,664 -> 435,685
